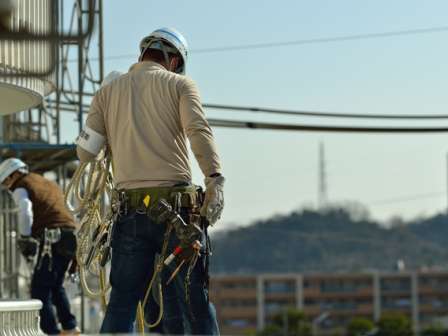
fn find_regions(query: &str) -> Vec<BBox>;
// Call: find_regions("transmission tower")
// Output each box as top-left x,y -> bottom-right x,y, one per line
318,141 -> 328,209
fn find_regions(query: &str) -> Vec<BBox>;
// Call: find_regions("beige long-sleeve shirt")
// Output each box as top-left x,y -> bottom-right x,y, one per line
76,61 -> 222,189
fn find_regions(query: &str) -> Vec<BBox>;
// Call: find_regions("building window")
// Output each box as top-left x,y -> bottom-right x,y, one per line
265,301 -> 295,314
221,299 -> 257,308
221,281 -> 256,289
380,278 -> 411,292
420,277 -> 448,290
420,296 -> 448,308
382,297 -> 411,309
265,281 -> 296,294
224,319 -> 252,328
320,279 -> 371,293
307,299 -> 357,310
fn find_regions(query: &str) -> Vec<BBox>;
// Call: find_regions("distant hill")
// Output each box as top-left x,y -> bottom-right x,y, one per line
210,207 -> 448,274
407,213 -> 448,249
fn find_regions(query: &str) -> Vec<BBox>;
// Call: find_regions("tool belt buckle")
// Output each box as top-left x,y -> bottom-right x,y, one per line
117,190 -> 128,215
44,228 -> 62,244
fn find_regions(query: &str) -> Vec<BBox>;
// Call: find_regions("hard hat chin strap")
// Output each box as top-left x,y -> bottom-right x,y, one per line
139,39 -> 178,73
160,44 -> 172,71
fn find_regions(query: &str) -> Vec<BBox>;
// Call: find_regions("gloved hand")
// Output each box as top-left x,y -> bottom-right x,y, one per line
67,258 -> 80,283
200,175 -> 225,225
17,235 -> 39,261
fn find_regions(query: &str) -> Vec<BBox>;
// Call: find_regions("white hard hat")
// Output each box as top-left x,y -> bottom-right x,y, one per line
0,158 -> 28,184
101,71 -> 123,87
139,27 -> 188,74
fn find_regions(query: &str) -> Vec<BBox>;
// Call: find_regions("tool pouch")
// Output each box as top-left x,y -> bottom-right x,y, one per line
17,236 -> 39,259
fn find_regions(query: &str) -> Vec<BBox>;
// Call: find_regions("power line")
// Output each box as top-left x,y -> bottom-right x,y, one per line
208,118 -> 448,133
70,25 -> 448,63
192,25 -> 448,54
369,191 -> 445,206
50,95 -> 448,120
204,103 -> 448,120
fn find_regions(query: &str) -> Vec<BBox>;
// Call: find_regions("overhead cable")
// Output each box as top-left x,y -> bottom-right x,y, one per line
205,103 -> 448,120
370,191 -> 445,206
193,25 -> 448,53
208,118 -> 448,133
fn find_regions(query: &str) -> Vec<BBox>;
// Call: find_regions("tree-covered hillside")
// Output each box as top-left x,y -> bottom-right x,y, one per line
210,207 -> 448,274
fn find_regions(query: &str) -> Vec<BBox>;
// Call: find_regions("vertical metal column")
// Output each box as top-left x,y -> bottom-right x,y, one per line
296,275 -> 304,311
373,272 -> 381,321
76,2 -> 86,329
411,272 -> 420,335
0,200 -> 4,297
77,0 -> 84,134
257,275 -> 265,331
0,190 -> 20,298
98,0 -> 104,84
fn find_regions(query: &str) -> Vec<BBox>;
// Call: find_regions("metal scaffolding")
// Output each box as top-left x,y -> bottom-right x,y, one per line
0,0 -> 103,174
0,0 -> 104,302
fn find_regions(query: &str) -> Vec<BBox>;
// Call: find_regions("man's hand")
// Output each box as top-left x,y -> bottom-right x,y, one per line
17,235 -> 38,260
200,175 -> 225,225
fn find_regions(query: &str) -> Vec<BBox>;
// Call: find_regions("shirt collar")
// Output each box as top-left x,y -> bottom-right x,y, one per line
128,61 -> 167,73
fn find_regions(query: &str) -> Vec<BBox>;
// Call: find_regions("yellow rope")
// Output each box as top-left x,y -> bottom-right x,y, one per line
136,303 -> 145,335
137,225 -> 173,329
65,151 -> 113,305
99,269 -> 108,311
65,150 -> 196,328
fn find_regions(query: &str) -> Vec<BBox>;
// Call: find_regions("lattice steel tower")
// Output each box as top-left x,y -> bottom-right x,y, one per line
318,141 -> 328,209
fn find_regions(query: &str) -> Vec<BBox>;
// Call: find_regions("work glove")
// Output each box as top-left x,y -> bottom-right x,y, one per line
201,175 -> 225,225
67,258 -> 80,283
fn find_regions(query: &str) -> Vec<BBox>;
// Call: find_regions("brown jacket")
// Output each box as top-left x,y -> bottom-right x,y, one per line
12,173 -> 76,237
77,61 -> 222,189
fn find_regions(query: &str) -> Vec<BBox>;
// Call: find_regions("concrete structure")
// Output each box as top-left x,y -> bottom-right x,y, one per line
0,299 -> 43,335
210,271 -> 448,335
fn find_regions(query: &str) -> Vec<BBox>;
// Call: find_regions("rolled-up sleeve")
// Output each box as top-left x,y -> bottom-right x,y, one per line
76,93 -> 106,162
179,78 -> 222,177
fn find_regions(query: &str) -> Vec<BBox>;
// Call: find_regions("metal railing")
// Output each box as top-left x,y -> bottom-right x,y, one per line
0,299 -> 43,336
0,189 -> 24,299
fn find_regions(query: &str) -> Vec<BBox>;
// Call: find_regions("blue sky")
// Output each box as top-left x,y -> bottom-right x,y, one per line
63,0 -> 448,228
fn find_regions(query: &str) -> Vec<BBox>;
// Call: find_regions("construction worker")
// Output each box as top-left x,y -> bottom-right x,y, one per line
0,158 -> 79,335
76,27 -> 224,334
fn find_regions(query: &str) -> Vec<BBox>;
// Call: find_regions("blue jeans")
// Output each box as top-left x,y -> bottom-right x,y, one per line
31,247 -> 77,334
100,210 -> 220,335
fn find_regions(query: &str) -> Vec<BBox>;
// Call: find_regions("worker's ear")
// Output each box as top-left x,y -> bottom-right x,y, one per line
169,56 -> 180,72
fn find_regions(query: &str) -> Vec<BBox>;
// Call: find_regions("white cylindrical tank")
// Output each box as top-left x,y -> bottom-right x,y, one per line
0,0 -> 54,115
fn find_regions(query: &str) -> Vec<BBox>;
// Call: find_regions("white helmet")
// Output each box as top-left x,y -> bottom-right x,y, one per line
101,71 -> 123,87
138,27 -> 188,74
0,158 -> 28,184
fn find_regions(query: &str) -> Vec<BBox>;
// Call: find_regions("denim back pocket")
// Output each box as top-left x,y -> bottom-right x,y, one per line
111,212 -> 138,253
